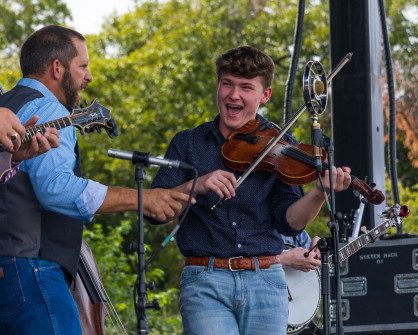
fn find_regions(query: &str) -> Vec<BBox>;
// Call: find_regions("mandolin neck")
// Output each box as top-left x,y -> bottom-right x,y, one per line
22,116 -> 72,144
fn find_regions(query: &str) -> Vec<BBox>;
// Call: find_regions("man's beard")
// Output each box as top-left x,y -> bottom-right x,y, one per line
61,70 -> 79,107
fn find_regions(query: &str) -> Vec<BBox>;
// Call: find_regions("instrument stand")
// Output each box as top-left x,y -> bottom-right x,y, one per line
132,163 -> 159,335
348,197 -> 366,242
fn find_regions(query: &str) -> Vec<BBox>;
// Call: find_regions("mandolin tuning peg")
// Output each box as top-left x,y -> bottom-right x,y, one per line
95,126 -> 102,134
105,119 -> 119,139
79,129 -> 84,136
84,100 -> 88,107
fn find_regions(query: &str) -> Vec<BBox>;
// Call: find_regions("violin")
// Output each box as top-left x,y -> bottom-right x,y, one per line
221,118 -> 385,205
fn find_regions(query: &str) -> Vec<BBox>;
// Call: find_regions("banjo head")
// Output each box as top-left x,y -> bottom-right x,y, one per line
286,266 -> 321,326
284,243 -> 321,331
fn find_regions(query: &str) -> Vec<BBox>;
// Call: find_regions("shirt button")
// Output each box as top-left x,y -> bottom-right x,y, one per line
232,222 -> 237,226
238,244 -> 242,248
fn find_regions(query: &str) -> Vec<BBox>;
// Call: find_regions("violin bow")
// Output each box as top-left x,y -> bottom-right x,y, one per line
211,52 -> 353,210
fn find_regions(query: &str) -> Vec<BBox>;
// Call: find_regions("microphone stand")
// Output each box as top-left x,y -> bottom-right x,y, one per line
108,148 -> 197,334
312,128 -> 344,335
133,161 -> 151,334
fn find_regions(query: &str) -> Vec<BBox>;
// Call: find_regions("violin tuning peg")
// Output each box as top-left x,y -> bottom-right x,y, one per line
369,182 -> 376,189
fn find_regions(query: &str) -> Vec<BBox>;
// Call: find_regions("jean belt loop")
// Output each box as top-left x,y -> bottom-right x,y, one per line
208,257 -> 215,273
27,257 -> 37,269
253,256 -> 261,273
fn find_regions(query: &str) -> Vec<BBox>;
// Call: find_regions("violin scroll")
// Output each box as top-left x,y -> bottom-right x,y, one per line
351,177 -> 385,205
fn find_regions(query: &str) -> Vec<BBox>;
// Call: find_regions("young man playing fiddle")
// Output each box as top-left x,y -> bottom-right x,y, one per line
148,45 -> 351,334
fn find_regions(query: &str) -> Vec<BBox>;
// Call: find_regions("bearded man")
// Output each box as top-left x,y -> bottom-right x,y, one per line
0,25 -> 191,335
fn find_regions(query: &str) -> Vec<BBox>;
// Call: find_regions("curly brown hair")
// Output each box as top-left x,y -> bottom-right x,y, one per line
215,46 -> 275,89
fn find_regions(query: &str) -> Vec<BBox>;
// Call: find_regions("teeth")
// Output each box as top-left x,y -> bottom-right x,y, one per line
227,104 -> 243,109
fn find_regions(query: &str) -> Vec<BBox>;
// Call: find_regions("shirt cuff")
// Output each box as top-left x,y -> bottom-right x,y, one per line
75,180 -> 108,222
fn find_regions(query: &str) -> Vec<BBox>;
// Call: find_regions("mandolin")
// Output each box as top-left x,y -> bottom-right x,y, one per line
0,99 -> 118,179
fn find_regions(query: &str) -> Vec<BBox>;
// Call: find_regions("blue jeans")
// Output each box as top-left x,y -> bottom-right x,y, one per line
179,257 -> 288,335
0,257 -> 82,335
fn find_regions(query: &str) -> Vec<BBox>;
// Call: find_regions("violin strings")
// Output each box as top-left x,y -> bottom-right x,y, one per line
80,247 -> 128,335
282,146 -> 381,204
281,146 -> 320,167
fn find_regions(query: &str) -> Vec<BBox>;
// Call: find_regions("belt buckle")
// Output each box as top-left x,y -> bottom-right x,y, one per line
228,256 -> 243,271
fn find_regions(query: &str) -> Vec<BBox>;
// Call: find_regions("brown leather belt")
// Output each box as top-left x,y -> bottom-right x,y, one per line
185,255 -> 280,271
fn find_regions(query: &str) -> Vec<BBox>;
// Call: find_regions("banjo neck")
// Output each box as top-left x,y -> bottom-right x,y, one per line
328,208 -> 403,269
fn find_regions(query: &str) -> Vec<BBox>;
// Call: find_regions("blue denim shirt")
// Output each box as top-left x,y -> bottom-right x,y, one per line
281,230 -> 312,249
16,78 -> 107,222
150,114 -> 304,257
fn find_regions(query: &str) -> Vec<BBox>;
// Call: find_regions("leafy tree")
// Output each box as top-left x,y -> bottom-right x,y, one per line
0,0 -> 416,333
0,0 -> 71,51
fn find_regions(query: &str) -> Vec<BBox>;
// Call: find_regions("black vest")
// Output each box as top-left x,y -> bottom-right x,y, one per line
0,85 -> 83,279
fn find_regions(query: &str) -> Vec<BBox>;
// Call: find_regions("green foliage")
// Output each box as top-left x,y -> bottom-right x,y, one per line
0,0 -> 416,333
384,178 -> 418,236
0,0 -> 71,52
384,0 -> 418,64
83,221 -> 184,334
83,221 -> 137,333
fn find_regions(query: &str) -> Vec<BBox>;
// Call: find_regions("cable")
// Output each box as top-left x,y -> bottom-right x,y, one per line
283,0 -> 306,135
378,0 -> 401,233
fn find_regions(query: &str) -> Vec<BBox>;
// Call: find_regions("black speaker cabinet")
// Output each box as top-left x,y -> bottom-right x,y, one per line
330,236 -> 418,334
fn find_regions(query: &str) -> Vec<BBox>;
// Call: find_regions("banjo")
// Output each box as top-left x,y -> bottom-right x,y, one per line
284,204 -> 409,334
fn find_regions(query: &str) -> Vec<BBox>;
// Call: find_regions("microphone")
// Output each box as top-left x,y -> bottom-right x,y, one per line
311,120 -> 323,172
314,78 -> 325,96
108,149 -> 194,170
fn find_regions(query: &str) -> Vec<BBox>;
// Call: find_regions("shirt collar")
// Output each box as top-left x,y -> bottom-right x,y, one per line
17,78 -> 59,103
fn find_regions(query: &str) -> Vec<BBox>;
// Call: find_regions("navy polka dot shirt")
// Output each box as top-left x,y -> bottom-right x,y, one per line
149,114 -> 304,258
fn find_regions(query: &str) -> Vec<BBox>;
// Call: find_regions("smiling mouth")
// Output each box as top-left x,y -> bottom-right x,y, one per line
226,104 -> 243,114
